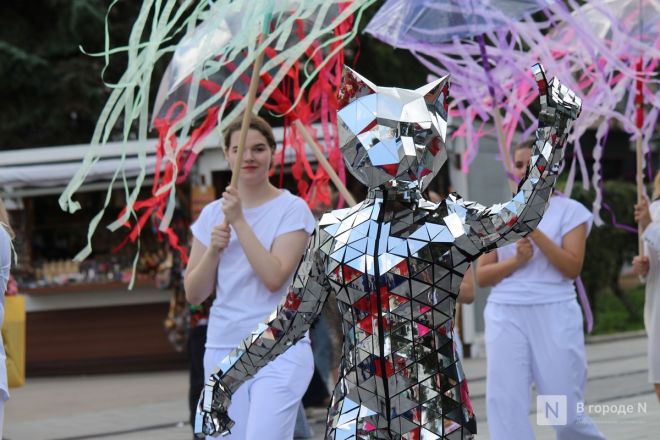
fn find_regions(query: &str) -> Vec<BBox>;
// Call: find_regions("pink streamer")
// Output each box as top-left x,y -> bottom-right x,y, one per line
366,0 -> 660,224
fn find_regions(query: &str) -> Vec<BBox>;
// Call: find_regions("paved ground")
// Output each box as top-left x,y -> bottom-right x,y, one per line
6,332 -> 658,439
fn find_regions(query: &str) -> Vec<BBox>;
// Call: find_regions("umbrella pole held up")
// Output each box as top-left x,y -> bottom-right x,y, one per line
224,33 -> 268,227
635,57 -> 645,257
637,136 -> 644,257
294,120 -> 357,207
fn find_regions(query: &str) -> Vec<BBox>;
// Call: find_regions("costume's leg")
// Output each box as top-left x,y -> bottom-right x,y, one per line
529,301 -> 605,440
325,383 -> 354,439
484,302 -> 536,440
203,347 -> 250,440
325,369 -> 382,440
244,341 -> 314,439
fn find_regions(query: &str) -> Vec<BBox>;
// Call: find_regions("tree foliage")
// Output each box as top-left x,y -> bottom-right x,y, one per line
350,0 -> 429,89
0,0 -> 432,150
572,180 -> 640,321
0,0 -> 143,149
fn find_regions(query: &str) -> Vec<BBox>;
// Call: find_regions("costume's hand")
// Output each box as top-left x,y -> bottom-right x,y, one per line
532,64 -> 582,139
535,64 -> 582,126
194,372 -> 234,438
634,198 -> 651,230
222,186 -> 244,225
632,255 -> 650,278
209,224 -> 230,253
514,238 -> 534,266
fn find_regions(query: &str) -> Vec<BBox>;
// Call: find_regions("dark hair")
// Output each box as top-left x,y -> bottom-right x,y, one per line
223,114 -> 276,151
514,138 -> 535,153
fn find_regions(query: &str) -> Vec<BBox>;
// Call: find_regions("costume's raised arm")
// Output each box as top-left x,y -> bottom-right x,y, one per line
194,227 -> 331,438
464,64 -> 582,252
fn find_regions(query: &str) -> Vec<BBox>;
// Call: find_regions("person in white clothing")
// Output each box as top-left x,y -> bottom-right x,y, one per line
631,171 -> 660,402
477,141 -> 605,440
0,198 -> 13,439
184,115 -> 316,439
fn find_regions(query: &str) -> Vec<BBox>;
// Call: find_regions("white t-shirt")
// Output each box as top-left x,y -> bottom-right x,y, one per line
488,196 -> 593,305
191,190 -> 315,349
0,226 -> 11,400
643,201 -> 660,253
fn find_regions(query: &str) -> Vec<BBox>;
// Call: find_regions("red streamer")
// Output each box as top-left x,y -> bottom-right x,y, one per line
112,14 -> 356,263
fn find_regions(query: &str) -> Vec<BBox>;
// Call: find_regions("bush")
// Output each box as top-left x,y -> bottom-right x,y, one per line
591,285 -> 645,334
571,180 -> 641,327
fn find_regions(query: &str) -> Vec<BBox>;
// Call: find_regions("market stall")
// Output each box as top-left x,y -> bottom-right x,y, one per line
1,141 -> 189,374
0,126 -> 341,375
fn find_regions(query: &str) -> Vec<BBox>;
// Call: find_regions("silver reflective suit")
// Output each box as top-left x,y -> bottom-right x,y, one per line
196,64 -> 581,439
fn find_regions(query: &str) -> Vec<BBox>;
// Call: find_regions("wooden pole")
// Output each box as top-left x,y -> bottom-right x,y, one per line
222,35 -> 266,226
635,57 -> 645,257
294,120 -> 357,207
637,135 -> 645,257
229,40 -> 266,189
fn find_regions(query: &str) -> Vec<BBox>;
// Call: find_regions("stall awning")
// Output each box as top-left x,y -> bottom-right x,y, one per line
0,124 -> 329,198
1,156 -> 158,189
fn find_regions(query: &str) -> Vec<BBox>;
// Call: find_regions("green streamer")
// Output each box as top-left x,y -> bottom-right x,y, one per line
61,0 -> 375,289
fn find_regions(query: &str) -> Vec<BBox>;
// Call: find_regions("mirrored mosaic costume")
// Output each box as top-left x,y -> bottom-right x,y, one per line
195,63 -> 581,439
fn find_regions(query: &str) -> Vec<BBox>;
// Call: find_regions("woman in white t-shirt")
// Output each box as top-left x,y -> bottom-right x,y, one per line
477,142 -> 605,440
0,198 -> 13,439
184,115 -> 316,440
632,171 -> 660,402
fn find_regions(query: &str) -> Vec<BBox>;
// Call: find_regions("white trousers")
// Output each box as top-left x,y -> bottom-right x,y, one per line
203,340 -> 314,440
485,300 -> 606,440
0,399 -> 4,440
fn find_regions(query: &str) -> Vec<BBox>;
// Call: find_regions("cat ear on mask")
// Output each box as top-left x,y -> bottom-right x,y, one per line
338,66 -> 377,108
416,75 -> 450,117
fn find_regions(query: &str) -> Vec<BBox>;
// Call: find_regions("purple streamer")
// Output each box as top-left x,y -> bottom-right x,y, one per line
594,128 -> 637,235
647,140 -> 654,182
575,276 -> 594,333
477,34 -> 496,100
600,202 -> 638,234
365,0 -> 660,233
